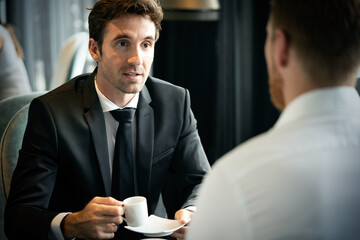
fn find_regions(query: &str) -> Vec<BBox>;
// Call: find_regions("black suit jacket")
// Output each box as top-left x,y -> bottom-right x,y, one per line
5,71 -> 210,239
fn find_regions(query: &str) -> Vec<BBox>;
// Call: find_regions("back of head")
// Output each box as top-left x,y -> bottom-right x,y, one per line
270,0 -> 360,85
88,0 -> 163,52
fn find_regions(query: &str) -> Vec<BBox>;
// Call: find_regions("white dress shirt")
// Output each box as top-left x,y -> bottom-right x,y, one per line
187,86 -> 360,240
95,80 -> 139,177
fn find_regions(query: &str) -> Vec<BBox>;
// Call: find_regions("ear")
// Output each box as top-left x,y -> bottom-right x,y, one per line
89,38 -> 101,62
0,36 -> 4,51
273,29 -> 290,69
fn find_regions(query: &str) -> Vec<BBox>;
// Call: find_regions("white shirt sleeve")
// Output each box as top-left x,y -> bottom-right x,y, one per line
48,212 -> 71,240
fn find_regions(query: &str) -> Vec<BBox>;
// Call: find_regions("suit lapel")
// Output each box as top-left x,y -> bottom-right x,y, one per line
80,72 -> 154,198
136,85 -> 154,197
82,72 -> 111,196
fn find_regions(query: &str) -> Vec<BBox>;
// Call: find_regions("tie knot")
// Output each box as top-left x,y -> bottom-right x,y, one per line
110,108 -> 135,123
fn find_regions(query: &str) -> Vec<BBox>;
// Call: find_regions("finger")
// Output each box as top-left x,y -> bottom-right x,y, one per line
89,231 -> 115,240
171,231 -> 185,239
85,223 -> 117,240
103,223 -> 118,233
92,196 -> 123,206
174,209 -> 192,224
178,218 -> 189,225
171,226 -> 188,238
94,204 -> 125,217
101,214 -> 124,225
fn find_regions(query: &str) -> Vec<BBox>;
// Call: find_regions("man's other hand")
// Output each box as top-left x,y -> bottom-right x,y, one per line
171,208 -> 193,240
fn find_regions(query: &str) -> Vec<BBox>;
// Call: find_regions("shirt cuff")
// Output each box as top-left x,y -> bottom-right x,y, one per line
49,212 -> 71,240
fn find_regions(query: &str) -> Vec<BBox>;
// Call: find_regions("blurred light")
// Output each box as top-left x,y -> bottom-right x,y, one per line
159,0 -> 220,11
159,0 -> 220,21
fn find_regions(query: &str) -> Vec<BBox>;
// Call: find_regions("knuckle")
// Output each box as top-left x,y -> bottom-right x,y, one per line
115,206 -> 124,215
91,230 -> 102,239
112,224 -> 118,232
115,216 -> 123,224
91,216 -> 102,225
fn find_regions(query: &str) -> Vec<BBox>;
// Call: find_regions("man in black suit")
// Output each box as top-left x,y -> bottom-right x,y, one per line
4,0 -> 210,239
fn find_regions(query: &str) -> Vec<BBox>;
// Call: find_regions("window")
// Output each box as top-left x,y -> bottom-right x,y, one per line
7,0 -> 96,90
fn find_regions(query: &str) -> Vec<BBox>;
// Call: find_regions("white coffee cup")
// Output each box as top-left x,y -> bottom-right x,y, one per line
123,196 -> 148,227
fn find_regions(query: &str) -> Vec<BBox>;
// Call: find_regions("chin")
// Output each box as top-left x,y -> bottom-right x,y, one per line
125,84 -> 144,94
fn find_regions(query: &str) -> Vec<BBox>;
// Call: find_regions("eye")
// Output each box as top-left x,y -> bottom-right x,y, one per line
117,41 -> 127,47
142,42 -> 152,48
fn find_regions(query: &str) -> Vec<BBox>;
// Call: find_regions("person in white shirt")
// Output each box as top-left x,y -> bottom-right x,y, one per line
187,0 -> 360,239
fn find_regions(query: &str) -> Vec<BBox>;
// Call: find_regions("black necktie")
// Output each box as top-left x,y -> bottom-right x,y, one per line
110,108 -> 136,200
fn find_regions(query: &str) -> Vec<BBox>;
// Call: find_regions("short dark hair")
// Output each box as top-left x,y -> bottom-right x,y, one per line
270,0 -> 360,85
88,0 -> 163,53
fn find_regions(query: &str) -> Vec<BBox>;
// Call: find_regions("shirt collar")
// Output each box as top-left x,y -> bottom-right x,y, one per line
94,78 -> 139,113
274,86 -> 360,129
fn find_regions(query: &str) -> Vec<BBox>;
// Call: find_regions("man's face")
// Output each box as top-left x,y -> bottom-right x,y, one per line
95,14 -> 156,95
265,21 -> 285,111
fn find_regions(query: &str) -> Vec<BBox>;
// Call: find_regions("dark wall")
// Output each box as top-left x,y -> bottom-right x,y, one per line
153,20 -> 218,163
153,0 -> 279,165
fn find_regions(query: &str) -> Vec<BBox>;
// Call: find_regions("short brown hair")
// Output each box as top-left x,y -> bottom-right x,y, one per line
270,0 -> 360,85
88,0 -> 163,53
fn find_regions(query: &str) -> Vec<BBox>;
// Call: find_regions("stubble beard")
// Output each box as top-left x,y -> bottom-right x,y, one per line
115,79 -> 145,94
111,67 -> 148,94
269,64 -> 285,111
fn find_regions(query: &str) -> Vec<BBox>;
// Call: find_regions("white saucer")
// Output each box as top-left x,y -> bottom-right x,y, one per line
125,215 -> 186,237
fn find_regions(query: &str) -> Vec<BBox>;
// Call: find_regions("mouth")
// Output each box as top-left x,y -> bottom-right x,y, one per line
124,72 -> 142,77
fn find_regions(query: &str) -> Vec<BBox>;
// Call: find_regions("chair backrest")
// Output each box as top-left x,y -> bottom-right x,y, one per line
50,32 -> 91,90
0,104 -> 30,239
0,104 -> 30,201
0,92 -> 46,139
0,92 -> 45,240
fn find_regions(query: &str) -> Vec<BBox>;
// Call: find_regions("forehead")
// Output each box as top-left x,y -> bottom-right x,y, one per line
103,14 -> 156,40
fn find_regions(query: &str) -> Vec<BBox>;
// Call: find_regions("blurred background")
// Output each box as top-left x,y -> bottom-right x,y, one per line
1,0 -> 280,165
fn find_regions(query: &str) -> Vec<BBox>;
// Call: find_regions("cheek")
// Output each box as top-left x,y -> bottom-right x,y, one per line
143,54 -> 154,66
264,39 -> 272,67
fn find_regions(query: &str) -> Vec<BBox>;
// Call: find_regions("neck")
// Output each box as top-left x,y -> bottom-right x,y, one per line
283,71 -> 358,108
95,74 -> 135,108
283,78 -> 315,108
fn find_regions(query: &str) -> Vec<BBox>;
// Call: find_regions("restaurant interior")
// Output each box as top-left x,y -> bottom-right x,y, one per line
2,0 -> 360,239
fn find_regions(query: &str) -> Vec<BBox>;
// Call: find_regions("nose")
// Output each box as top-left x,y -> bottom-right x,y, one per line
128,47 -> 143,66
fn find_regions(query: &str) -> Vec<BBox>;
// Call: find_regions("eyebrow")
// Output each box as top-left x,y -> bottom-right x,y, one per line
112,34 -> 155,42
